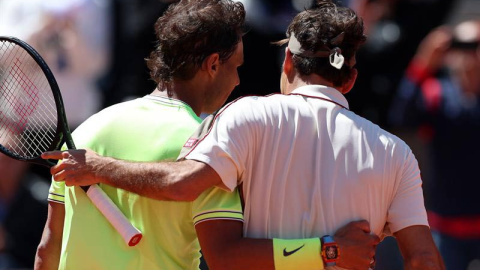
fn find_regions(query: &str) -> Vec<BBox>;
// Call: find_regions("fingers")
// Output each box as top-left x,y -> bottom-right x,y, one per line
334,220 -> 380,270
348,220 -> 371,233
46,152 -> 77,185
42,151 -> 64,160
50,162 -> 66,177
344,220 -> 380,244
42,149 -> 88,160
50,164 -> 79,186
50,168 -> 66,184
43,149 -> 98,187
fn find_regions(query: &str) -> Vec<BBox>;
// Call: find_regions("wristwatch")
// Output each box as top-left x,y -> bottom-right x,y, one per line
320,235 -> 340,267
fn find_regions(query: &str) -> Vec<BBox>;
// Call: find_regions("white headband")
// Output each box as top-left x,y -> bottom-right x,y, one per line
287,33 -> 346,70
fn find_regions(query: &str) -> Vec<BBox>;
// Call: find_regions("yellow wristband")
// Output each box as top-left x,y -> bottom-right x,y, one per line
273,238 -> 324,270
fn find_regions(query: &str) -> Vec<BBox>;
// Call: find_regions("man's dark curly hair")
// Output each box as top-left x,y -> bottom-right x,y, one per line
146,0 -> 245,88
284,0 -> 366,87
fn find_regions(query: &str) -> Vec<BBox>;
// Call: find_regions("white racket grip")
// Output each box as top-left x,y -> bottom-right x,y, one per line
86,184 -> 143,246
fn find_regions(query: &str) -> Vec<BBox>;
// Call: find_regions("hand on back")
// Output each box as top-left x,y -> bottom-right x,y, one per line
334,220 -> 380,270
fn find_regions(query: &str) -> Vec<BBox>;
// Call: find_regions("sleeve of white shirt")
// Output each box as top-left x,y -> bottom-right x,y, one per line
185,98 -> 257,192
387,145 -> 429,234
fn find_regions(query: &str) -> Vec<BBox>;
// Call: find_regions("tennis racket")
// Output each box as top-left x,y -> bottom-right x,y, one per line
0,36 -> 142,246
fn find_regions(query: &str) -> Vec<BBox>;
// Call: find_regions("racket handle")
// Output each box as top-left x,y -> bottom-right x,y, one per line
86,184 -> 143,246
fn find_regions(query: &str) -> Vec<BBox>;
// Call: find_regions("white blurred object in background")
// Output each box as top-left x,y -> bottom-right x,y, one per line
0,0 -> 112,128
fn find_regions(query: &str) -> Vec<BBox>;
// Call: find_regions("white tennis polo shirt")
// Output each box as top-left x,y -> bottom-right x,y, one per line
186,85 -> 428,241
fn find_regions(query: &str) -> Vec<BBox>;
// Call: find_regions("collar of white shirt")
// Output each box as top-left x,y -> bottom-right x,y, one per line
290,85 -> 349,110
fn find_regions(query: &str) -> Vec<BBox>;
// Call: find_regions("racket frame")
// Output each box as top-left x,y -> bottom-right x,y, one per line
0,36 -> 143,246
0,36 -> 74,166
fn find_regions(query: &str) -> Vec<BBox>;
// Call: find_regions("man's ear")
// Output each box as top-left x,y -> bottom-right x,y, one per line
203,53 -> 220,77
283,48 -> 295,79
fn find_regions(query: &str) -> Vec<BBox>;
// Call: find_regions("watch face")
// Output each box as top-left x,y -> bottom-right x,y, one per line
325,245 -> 338,259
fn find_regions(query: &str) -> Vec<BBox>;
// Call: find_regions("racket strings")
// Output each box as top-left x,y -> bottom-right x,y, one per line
0,40 -> 58,158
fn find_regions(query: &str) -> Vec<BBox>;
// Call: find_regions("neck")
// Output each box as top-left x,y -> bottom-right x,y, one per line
284,74 -> 343,94
151,79 -> 207,116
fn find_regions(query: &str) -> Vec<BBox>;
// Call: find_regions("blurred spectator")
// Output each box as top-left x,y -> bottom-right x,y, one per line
346,0 -> 453,127
389,19 -> 480,270
0,0 -> 112,128
0,127 -> 49,269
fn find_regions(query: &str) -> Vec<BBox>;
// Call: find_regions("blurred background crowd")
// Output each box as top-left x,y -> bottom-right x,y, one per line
0,0 -> 480,269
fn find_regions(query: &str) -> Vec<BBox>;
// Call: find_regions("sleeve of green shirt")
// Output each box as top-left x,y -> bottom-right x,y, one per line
192,186 -> 244,227
48,146 -> 66,204
48,179 -> 66,204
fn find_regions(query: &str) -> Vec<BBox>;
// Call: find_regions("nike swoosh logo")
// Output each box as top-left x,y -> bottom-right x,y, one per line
283,244 -> 305,257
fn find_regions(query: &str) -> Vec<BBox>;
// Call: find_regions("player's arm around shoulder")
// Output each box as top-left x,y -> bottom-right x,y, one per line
394,225 -> 445,270
34,201 -> 64,270
42,149 -> 223,201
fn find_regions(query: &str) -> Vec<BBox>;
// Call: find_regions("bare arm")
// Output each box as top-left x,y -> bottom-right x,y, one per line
42,149 -> 223,201
34,202 -> 64,270
394,225 -> 445,270
197,220 -> 273,270
196,220 -> 380,270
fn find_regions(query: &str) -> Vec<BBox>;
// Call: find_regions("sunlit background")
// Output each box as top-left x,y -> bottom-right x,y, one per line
1,0 -> 480,269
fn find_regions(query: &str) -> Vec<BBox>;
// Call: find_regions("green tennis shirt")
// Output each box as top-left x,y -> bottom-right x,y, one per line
48,96 -> 243,270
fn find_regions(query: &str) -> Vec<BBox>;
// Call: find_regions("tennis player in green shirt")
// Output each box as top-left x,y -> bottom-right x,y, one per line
35,1 -> 379,269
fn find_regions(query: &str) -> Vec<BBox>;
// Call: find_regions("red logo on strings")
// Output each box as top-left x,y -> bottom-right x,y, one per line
0,58 -> 40,132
